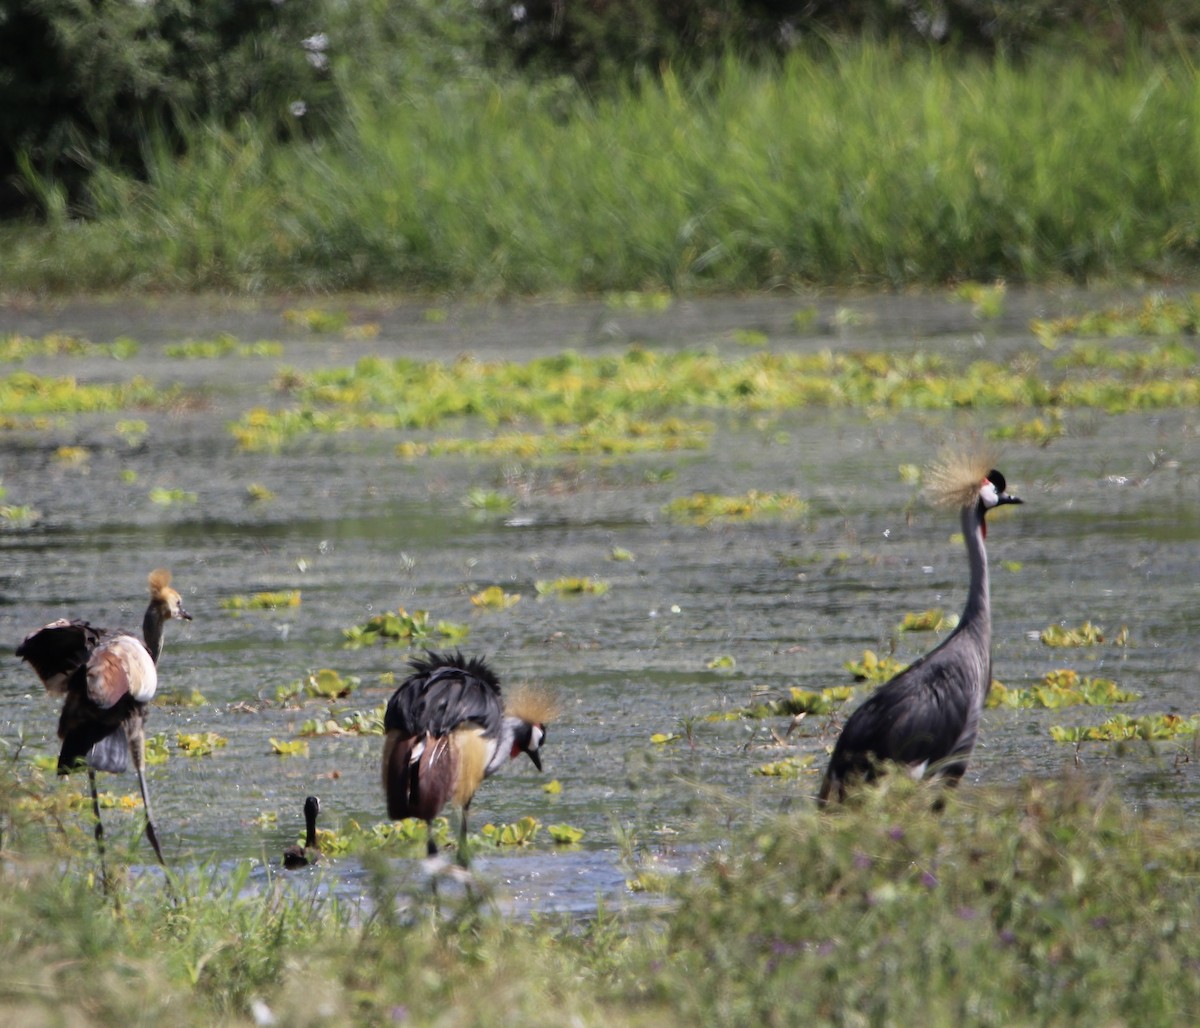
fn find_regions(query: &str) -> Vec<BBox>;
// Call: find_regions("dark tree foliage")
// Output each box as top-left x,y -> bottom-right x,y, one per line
0,0 -> 333,216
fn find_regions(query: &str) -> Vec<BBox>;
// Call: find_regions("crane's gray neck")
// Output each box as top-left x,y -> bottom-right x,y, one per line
959,500 -> 991,635
142,602 -> 167,665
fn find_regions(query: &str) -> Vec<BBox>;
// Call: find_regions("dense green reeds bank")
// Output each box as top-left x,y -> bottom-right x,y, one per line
4,45 -> 1200,294
4,764 -> 1199,1024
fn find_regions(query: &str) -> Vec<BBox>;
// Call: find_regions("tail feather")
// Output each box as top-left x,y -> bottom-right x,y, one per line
59,723 -> 129,774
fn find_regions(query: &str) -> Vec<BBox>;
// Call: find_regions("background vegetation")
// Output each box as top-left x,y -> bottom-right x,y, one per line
2,0 -> 1199,293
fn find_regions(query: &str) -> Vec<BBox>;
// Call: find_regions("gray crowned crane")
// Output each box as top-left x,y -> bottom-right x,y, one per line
382,651 -> 555,867
282,795 -> 323,869
817,453 -> 1023,805
16,569 -> 191,877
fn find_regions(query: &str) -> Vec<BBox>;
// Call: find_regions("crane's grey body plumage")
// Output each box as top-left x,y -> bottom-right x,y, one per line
818,464 -> 1021,804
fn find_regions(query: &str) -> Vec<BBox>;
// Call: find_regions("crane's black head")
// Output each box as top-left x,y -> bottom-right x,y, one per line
511,720 -> 546,771
980,469 -> 1023,510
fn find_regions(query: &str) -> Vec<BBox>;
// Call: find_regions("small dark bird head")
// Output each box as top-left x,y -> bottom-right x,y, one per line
979,469 -> 1022,510
304,795 -> 321,820
148,569 -> 191,621
511,720 -> 546,771
504,684 -> 558,772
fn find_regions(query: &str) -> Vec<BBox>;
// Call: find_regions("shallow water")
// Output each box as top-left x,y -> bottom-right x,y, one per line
1,289 -> 1197,914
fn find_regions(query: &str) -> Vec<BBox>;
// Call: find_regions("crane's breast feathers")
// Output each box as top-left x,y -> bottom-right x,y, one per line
87,634 -> 157,706
452,727 -> 492,807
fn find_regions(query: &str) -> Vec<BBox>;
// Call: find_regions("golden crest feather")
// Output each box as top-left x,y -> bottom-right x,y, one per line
924,448 -> 998,509
505,684 -> 560,725
147,568 -> 174,598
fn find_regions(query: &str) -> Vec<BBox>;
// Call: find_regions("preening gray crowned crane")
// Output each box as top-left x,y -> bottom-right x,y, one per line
382,651 -> 555,867
16,569 -> 191,878
282,795 -> 323,869
817,454 -> 1024,805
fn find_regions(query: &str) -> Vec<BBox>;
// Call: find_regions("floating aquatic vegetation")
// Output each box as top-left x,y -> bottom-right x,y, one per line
228,344 -> 1200,452
754,755 -> 817,778
165,335 -> 284,358
535,577 -> 610,597
0,504 -> 39,526
708,686 -> 855,722
845,650 -> 907,686
342,607 -> 468,648
547,824 -> 585,845
245,483 -> 275,502
276,668 -> 359,703
706,654 -> 736,671
1040,621 -> 1106,647
605,291 -> 672,312
397,416 -> 711,459
479,815 -> 540,847
176,732 -> 227,757
733,328 -> 769,347
54,445 -> 89,466
953,280 -> 1007,320
299,704 -> 386,737
221,590 -> 301,611
609,546 -> 635,562
1050,714 -> 1199,743
0,332 -> 138,361
898,609 -> 957,633
543,779 -> 562,794
114,419 -> 147,445
269,738 -> 310,757
1031,294 -> 1200,346
143,734 -> 170,766
154,687 -> 207,707
1,371 -> 172,417
470,586 -> 521,611
651,732 -> 682,745
988,669 -> 1138,709
464,488 -> 514,513
791,306 -> 819,331
149,487 -> 197,505
990,412 -> 1065,446
282,307 -> 349,333
663,490 -> 808,525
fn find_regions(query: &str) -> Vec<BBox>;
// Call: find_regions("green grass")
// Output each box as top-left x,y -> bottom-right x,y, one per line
4,766 -> 1200,1024
4,46 -> 1200,293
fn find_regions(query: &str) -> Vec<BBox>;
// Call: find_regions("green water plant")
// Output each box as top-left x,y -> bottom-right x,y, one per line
898,609 -> 957,632
176,731 -> 227,757
844,650 -> 907,686
479,815 -> 540,847
535,577 -> 610,597
1040,621 -> 1106,647
275,668 -> 358,703
148,487 -> 197,505
1049,713 -> 1199,742
269,738 -> 310,757
988,669 -> 1138,710
754,755 -> 817,778
221,590 -> 301,611
470,586 -> 521,611
342,607 -> 468,648
547,824 -> 585,845
664,490 -> 808,525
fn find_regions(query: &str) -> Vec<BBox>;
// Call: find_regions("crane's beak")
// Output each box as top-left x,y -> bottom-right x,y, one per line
997,493 -> 1023,506
526,749 -> 543,772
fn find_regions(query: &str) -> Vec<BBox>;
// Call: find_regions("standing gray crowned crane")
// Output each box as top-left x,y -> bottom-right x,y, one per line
817,453 -> 1023,805
382,651 -> 556,867
16,569 -> 191,879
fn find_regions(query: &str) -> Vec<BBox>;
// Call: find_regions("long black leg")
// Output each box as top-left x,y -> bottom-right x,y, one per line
457,802 -> 471,869
88,769 -> 110,895
135,764 -> 167,866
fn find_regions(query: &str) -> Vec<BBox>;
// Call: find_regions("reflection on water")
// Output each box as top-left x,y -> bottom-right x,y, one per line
1,291 -> 1197,912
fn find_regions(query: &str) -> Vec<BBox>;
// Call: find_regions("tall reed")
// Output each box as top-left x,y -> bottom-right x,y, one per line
4,45 -> 1199,293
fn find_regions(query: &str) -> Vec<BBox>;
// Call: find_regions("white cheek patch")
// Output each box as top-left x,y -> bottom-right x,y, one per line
530,725 -> 545,751
978,480 -> 999,508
